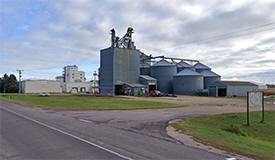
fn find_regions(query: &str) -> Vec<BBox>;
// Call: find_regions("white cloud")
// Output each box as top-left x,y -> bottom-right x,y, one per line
1,0 -> 275,83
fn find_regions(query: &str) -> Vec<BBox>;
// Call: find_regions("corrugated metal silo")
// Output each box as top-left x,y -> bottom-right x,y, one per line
100,47 -> 140,94
177,61 -> 193,72
193,62 -> 211,73
200,70 -> 221,89
151,60 -> 177,94
173,68 -> 203,95
140,67 -> 151,76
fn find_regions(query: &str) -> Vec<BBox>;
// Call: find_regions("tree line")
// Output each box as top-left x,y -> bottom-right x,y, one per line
0,74 -> 19,93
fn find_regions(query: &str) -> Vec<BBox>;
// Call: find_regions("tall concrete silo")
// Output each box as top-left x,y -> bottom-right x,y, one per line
151,60 -> 177,94
173,68 -> 203,95
200,70 -> 221,89
193,62 -> 211,73
177,61 -> 193,72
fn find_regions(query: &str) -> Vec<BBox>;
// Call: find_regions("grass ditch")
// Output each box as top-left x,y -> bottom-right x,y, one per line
171,111 -> 275,160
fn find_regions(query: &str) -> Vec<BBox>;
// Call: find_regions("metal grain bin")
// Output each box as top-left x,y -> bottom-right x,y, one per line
177,61 -> 193,72
193,62 -> 211,73
151,60 -> 177,94
173,68 -> 203,95
140,67 -> 151,76
200,70 -> 221,89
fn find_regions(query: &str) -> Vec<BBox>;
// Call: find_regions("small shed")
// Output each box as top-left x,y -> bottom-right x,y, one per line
208,81 -> 258,97
139,75 -> 157,92
123,83 -> 147,96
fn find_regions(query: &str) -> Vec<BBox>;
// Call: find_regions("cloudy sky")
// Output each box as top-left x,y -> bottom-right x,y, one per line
1,0 -> 275,84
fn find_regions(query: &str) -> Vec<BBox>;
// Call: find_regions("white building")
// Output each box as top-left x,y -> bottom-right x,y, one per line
21,80 -> 62,93
63,65 -> 85,83
55,65 -> 99,93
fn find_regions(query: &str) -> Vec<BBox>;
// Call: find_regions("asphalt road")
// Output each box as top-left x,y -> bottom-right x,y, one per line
0,108 -> 126,160
0,100 -> 228,160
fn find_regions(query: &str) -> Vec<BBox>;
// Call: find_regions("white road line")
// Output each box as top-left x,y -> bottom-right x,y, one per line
79,119 -> 92,123
0,107 -> 133,160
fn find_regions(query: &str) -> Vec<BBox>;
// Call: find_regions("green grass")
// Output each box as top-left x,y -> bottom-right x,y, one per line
171,111 -> 275,160
265,97 -> 275,102
0,95 -> 184,110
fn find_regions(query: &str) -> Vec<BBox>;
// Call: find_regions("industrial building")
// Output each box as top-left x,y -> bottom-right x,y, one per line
56,65 -> 98,93
208,81 -> 258,97
20,80 -> 62,93
99,27 -> 149,95
99,27 -> 258,96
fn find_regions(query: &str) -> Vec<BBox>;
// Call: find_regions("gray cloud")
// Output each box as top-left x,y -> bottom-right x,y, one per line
1,0 -> 275,83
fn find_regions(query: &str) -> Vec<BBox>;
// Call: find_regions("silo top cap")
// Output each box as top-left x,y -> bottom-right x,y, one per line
200,70 -> 220,77
152,60 -> 175,67
174,68 -> 201,76
178,61 -> 192,68
194,62 -> 210,69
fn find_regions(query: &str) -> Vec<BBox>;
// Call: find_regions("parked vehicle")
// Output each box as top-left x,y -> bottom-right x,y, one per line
40,92 -> 50,97
149,90 -> 162,96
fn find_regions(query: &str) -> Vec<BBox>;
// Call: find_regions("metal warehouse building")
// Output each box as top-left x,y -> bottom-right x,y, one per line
21,80 -> 62,93
208,81 -> 258,97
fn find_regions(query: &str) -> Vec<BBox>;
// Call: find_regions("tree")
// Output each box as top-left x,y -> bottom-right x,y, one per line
0,74 -> 19,93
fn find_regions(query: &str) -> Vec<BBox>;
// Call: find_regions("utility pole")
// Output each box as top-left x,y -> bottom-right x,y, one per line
93,71 -> 98,94
16,70 -> 23,94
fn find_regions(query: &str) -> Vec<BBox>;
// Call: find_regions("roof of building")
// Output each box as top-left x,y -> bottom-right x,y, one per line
200,70 -> 220,77
193,62 -> 210,70
177,61 -> 192,68
152,60 -> 175,67
139,75 -> 157,81
221,81 -> 257,86
22,79 -> 58,82
124,83 -> 147,88
209,81 -> 258,87
174,68 -> 201,76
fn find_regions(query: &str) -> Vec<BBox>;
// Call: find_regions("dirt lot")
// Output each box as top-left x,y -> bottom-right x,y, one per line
51,95 -> 274,142
127,95 -> 275,114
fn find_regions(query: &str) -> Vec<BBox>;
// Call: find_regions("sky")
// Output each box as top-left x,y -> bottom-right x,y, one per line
0,0 -> 275,84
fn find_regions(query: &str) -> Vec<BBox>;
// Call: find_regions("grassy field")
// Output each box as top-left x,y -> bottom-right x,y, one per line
0,95 -> 184,110
171,111 -> 275,160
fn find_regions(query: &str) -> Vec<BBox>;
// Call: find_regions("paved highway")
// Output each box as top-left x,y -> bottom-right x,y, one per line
0,100 -> 228,160
0,108 -> 127,160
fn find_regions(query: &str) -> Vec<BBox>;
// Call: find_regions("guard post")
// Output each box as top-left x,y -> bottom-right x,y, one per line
247,91 -> 264,126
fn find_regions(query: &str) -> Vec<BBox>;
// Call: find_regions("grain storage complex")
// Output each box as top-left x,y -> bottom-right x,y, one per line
99,27 -> 257,96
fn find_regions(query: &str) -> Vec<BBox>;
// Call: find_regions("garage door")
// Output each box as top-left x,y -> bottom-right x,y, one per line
208,86 -> 216,97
